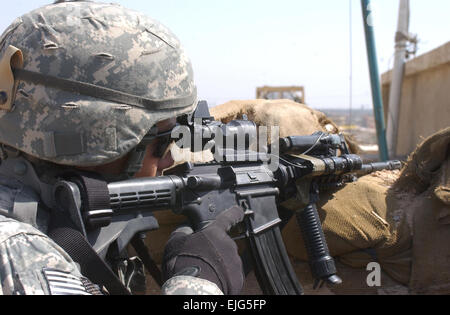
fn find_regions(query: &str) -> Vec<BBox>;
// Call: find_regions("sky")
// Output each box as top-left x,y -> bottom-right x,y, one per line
1,0 -> 449,110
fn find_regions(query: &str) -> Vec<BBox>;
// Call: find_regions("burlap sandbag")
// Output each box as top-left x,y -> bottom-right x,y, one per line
169,99 -> 358,164
283,127 -> 450,293
282,170 -> 413,286
211,99 -> 333,135
394,127 -> 450,294
210,99 -> 359,153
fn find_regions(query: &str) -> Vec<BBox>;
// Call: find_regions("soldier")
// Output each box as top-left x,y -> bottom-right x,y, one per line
0,1 -> 243,295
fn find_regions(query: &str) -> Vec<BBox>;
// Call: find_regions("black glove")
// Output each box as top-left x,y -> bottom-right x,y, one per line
162,206 -> 245,295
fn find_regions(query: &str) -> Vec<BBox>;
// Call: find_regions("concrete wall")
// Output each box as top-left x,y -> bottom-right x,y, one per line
382,41 -> 450,158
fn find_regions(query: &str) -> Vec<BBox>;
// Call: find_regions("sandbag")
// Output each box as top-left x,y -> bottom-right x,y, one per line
210,99 -> 334,136
395,127 -> 450,195
395,127 -> 450,294
210,99 -> 360,153
283,127 -> 450,293
170,99 -> 358,164
282,170 -> 413,286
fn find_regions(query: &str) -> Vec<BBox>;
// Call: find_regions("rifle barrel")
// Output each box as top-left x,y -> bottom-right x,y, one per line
357,160 -> 402,175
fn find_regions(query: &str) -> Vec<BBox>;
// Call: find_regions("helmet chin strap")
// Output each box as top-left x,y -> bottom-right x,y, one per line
124,144 -> 148,179
123,125 -> 159,179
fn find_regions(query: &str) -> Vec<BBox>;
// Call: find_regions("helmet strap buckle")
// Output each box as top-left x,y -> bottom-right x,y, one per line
0,144 -> 21,160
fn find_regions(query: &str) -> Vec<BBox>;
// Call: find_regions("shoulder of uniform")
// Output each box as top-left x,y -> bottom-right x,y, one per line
0,215 -> 47,244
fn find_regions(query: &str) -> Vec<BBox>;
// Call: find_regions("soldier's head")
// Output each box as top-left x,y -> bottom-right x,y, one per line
0,1 -> 197,179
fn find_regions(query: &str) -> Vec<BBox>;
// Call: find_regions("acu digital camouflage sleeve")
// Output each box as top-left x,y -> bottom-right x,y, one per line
162,276 -> 224,295
0,215 -> 224,295
0,215 -> 89,295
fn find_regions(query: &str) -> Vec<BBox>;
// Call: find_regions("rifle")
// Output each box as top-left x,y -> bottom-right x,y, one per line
276,134 -> 401,289
0,101 -> 402,295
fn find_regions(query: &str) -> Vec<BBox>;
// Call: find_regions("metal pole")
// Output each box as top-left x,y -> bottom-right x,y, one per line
386,0 -> 410,159
361,0 -> 389,161
349,0 -> 353,127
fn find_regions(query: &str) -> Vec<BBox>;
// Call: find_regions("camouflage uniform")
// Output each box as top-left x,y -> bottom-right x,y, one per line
0,174 -> 95,295
162,276 -> 224,295
0,1 -> 223,295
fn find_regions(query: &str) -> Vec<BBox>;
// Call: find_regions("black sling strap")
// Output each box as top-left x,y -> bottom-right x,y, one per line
49,172 -> 130,295
49,226 -> 131,296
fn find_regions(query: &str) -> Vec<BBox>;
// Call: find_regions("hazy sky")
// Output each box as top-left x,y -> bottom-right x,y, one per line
1,0 -> 449,109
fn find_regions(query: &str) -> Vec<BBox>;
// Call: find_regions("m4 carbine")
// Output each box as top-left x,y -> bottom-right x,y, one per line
1,101 -> 401,295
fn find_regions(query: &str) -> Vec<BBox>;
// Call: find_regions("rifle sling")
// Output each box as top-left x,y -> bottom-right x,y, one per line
49,172 -> 131,295
49,226 -> 131,295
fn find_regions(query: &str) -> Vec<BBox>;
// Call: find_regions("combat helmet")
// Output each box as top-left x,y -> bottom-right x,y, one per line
0,1 -> 197,169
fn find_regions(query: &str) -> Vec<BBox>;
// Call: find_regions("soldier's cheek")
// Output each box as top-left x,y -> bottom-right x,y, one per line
157,152 -> 175,176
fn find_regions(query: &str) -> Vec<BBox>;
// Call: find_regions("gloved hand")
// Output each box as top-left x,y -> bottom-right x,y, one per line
162,206 -> 245,295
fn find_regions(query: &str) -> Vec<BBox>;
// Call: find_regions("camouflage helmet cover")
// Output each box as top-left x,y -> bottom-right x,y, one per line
0,1 -> 197,166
